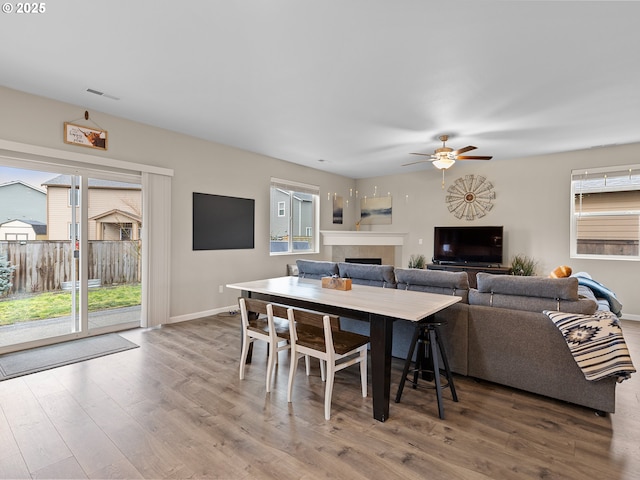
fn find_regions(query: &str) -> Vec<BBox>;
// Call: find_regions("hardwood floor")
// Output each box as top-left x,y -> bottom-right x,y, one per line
1,314 -> 638,479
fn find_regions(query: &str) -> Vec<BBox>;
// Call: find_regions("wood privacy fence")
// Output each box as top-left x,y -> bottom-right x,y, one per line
0,241 -> 141,294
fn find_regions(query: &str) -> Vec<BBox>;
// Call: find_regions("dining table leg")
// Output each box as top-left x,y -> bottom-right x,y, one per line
369,313 -> 394,422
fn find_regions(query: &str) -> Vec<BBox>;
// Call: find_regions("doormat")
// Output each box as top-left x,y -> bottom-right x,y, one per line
0,333 -> 139,381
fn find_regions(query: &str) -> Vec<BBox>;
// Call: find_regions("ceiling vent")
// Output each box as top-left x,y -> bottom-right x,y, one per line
86,88 -> 119,100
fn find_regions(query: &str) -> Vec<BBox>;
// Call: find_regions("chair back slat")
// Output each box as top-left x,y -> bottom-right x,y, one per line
269,303 -> 290,320
288,308 -> 340,331
239,297 -> 290,319
240,297 -> 270,316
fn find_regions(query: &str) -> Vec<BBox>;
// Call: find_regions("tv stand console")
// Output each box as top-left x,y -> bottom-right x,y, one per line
427,264 -> 511,289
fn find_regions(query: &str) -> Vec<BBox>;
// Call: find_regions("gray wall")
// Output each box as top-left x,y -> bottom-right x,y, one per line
0,85 -> 638,318
354,144 -> 640,318
0,86 -> 356,320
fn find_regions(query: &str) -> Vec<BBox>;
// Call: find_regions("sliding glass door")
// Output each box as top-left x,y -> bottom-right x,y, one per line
0,165 -> 142,354
85,175 -> 142,335
0,166 -> 79,349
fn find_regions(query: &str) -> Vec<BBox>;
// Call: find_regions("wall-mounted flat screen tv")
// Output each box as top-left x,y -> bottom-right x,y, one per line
433,226 -> 503,266
193,192 -> 255,250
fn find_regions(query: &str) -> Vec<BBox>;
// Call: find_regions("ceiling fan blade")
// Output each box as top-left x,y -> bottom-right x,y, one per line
452,145 -> 476,155
457,155 -> 493,160
402,159 -> 431,166
409,152 -> 433,156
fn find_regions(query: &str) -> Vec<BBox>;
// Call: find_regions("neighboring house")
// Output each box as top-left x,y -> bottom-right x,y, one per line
42,175 -> 142,241
270,188 -> 291,240
575,190 -> 640,256
0,180 -> 46,224
270,188 -> 314,252
0,219 -> 47,240
270,188 -> 313,239
91,209 -> 141,240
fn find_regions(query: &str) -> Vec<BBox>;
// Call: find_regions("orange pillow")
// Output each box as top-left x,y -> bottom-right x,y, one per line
550,265 -> 572,278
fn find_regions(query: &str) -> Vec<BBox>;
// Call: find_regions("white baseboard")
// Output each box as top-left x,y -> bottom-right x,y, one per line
168,305 -> 238,324
622,313 -> 640,322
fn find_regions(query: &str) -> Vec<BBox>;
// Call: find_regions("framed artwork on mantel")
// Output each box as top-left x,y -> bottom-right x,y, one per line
360,196 -> 392,225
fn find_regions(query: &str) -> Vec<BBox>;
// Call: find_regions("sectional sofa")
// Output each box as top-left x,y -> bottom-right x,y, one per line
295,259 -> 621,414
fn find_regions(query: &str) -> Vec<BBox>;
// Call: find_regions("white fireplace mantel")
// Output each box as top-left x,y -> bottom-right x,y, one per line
320,230 -> 407,246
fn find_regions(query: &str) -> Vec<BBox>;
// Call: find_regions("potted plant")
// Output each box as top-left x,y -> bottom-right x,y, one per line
510,254 -> 538,276
408,254 -> 426,269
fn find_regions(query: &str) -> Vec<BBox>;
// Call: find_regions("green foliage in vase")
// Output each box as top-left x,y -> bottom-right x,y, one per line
510,254 -> 538,276
408,254 -> 426,269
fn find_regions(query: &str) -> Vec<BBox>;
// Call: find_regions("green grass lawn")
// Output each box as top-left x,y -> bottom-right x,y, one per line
0,284 -> 141,326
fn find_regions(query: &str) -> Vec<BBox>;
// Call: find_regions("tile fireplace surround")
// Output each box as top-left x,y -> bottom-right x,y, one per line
320,231 -> 407,266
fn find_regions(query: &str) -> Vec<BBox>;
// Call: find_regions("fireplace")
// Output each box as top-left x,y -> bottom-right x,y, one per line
345,258 -> 382,265
320,231 -> 408,267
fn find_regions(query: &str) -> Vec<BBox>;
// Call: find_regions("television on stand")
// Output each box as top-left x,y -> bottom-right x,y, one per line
433,226 -> 503,267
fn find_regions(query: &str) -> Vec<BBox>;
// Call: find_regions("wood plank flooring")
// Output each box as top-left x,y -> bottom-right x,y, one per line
0,314 -> 638,479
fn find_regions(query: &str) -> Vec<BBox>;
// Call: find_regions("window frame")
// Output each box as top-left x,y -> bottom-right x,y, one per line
68,187 -> 79,207
570,164 -> 640,261
270,178 -> 320,256
120,224 -> 133,240
5,233 -> 28,241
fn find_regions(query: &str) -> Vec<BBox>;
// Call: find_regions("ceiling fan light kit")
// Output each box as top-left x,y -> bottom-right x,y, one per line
431,157 -> 456,170
403,134 -> 494,188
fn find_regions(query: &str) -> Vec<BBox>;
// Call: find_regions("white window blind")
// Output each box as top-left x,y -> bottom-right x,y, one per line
571,164 -> 640,259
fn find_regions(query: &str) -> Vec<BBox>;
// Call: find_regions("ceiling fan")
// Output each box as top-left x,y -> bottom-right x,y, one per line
403,135 -> 493,170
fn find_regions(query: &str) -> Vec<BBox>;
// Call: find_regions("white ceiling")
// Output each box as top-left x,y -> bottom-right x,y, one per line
1,1 -> 639,179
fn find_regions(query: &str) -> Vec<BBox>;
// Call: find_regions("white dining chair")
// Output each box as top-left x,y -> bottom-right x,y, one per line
238,297 -> 291,392
286,307 -> 369,420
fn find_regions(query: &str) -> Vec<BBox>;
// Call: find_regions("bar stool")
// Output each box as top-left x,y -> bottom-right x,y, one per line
395,318 -> 458,419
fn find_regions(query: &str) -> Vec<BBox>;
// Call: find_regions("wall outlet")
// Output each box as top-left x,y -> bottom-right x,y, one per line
418,238 -> 423,245
218,285 -> 224,294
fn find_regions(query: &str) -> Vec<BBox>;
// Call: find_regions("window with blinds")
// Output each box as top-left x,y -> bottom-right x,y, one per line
571,165 -> 640,259
270,178 -> 319,255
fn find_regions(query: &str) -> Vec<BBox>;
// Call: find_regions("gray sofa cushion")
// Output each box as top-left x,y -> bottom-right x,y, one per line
475,272 -> 579,300
296,259 -> 338,279
395,268 -> 470,303
468,290 -> 597,314
337,262 -> 397,288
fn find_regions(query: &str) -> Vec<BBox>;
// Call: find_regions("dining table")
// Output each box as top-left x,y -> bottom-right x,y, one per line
226,275 -> 461,422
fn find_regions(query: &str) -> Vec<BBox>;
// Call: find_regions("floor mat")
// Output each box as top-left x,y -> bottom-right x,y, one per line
0,334 -> 139,380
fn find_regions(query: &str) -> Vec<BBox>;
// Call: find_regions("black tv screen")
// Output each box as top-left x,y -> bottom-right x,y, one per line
193,192 -> 255,250
433,226 -> 503,266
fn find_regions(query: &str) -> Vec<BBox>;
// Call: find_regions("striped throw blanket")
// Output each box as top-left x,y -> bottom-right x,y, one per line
544,310 -> 636,382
